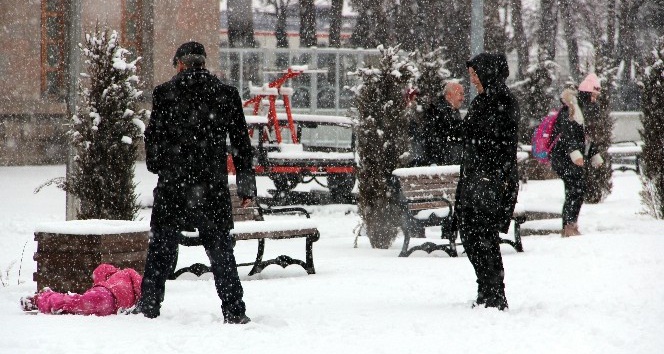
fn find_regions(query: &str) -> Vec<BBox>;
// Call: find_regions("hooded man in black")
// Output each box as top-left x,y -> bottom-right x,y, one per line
134,42 -> 256,323
455,53 -> 520,310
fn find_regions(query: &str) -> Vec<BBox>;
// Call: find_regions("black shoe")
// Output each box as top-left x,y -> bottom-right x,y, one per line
483,292 -> 509,311
224,314 -> 251,324
124,302 -> 160,319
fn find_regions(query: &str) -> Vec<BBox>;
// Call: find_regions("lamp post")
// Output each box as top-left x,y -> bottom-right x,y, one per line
470,0 -> 484,98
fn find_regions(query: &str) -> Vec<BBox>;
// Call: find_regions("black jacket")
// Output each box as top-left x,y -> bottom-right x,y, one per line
455,53 -> 520,233
419,98 -> 464,165
145,68 -> 256,231
550,95 -> 599,175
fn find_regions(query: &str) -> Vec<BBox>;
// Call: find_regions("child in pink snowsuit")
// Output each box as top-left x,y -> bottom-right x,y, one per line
23,264 -> 142,316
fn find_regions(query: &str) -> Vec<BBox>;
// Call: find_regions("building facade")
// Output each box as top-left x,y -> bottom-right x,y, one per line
0,0 -> 219,165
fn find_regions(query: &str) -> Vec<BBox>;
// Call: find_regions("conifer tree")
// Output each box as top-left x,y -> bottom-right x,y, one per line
67,28 -> 147,220
584,51 -> 618,204
510,60 -> 558,180
351,45 -> 418,249
639,36 -> 664,218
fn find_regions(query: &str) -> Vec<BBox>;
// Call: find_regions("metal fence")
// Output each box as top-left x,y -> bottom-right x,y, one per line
219,47 -> 380,115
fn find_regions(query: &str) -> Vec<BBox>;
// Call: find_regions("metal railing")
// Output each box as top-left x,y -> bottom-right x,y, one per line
219,47 -> 380,115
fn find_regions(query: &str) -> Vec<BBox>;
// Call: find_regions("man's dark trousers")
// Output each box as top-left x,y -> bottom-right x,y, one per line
460,224 -> 507,308
140,226 -> 246,317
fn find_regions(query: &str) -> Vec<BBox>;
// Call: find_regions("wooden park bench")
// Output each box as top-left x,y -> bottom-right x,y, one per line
170,185 -> 320,279
393,166 -> 531,258
607,141 -> 642,173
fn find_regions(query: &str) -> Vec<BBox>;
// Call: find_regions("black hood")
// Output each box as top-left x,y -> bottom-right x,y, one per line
466,53 -> 510,92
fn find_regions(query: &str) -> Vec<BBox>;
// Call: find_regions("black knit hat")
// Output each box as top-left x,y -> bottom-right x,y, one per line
172,41 -> 207,67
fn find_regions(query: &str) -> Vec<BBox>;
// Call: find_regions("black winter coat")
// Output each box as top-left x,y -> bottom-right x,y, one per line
145,68 -> 256,231
455,53 -> 520,233
420,99 -> 464,165
550,97 -> 599,176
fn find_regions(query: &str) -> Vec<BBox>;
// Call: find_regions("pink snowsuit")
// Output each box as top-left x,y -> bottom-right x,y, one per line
35,264 -> 142,316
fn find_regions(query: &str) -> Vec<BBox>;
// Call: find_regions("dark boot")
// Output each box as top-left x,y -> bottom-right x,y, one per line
483,284 -> 509,311
222,305 -> 251,324
472,282 -> 489,308
125,300 -> 160,319
224,314 -> 251,324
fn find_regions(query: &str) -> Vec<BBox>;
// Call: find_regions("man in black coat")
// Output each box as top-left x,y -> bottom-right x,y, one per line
419,82 -> 465,165
455,53 -> 520,310
135,42 -> 256,323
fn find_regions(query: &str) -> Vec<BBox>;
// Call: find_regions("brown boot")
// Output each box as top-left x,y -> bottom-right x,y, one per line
561,223 -> 582,237
571,223 -> 582,236
561,224 -> 577,237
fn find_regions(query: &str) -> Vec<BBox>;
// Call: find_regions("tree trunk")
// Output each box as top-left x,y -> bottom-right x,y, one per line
329,0 -> 343,48
616,0 -> 646,110
350,0 -> 389,48
299,0 -> 317,48
537,0 -> 558,61
511,0 -> 529,80
395,0 -> 418,51
606,0 -> 617,57
559,0 -> 580,81
484,0 -> 506,53
275,0 -> 289,48
441,0 -> 471,79
227,0 -> 257,48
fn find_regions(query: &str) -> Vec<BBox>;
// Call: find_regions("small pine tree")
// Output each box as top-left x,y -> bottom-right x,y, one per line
584,53 -> 618,204
67,28 -> 147,220
510,60 -> 558,144
639,36 -> 664,218
350,45 -> 418,249
412,48 -> 452,110
510,60 -> 558,180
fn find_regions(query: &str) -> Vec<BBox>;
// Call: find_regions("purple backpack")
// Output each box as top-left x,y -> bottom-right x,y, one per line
531,110 -> 561,164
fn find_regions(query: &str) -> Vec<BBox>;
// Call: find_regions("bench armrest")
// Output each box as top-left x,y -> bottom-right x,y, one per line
259,205 -> 311,218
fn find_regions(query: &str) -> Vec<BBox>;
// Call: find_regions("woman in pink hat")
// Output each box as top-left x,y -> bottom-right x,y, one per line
549,74 -> 604,237
21,263 -> 142,316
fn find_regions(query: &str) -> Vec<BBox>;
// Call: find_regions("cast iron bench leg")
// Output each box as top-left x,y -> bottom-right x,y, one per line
247,239 -> 266,276
305,235 -> 316,274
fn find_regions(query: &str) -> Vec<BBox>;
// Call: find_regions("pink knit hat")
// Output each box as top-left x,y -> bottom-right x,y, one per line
579,73 -> 601,93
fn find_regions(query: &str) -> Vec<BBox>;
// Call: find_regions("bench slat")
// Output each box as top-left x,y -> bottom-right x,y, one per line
401,189 -> 455,199
399,177 -> 457,185
407,201 -> 449,212
233,228 -> 319,240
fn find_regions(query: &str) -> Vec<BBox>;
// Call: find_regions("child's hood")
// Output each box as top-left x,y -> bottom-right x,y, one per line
93,264 -> 119,284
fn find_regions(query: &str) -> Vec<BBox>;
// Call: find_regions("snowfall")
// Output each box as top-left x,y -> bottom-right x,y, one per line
1,162 -> 663,354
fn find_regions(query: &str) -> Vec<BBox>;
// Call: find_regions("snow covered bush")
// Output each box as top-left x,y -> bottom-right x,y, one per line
350,45 -> 418,249
639,36 -> 664,219
66,28 -> 147,220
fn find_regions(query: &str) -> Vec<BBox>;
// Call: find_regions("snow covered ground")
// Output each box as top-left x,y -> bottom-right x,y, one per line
1,163 -> 663,354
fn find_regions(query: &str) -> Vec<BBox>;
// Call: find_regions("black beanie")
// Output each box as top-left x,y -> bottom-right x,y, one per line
172,41 -> 207,66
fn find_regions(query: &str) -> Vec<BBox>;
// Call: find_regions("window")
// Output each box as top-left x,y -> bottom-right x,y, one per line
41,0 -> 66,98
121,0 -> 143,64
